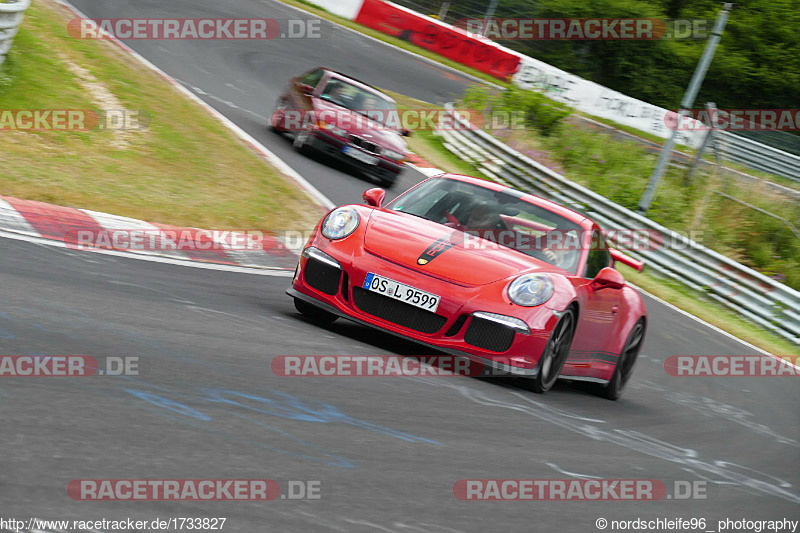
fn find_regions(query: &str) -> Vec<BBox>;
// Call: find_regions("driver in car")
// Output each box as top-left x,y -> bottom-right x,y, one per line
464,202 -> 503,230
322,82 -> 344,103
446,202 -> 507,246
539,229 -> 580,271
457,203 -> 577,270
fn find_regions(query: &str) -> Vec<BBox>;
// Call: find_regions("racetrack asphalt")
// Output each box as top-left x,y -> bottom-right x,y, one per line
71,0 -> 473,206
1,0 -> 798,530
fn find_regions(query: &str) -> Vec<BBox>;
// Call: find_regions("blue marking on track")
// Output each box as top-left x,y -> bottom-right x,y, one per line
121,381 -> 441,468
5,296 -> 442,469
125,389 -> 212,421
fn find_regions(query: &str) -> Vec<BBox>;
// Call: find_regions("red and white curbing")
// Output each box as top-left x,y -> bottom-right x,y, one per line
406,153 -> 445,178
0,153 -> 444,270
0,154 -> 442,271
0,195 -> 298,271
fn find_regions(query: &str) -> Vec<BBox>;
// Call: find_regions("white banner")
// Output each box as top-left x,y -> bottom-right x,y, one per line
512,56 -> 705,148
308,0 -> 365,21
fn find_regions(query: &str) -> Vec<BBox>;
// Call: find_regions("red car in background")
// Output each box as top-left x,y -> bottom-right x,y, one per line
287,174 -> 648,399
270,68 -> 411,188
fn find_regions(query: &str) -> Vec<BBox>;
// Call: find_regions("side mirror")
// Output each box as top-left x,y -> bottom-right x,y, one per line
400,128 -> 412,137
609,248 -> 645,272
592,267 -> 626,290
363,188 -> 386,208
298,83 -> 314,95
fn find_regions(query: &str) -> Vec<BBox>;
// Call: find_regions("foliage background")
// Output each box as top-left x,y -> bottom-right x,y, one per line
398,0 -> 800,110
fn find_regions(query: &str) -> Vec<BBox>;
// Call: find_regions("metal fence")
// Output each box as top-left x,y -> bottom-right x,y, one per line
715,131 -> 800,182
0,0 -> 29,68
438,103 -> 800,346
733,129 -> 800,157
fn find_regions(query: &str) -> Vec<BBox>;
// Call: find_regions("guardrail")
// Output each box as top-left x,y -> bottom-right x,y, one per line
715,131 -> 800,182
438,103 -> 800,346
0,0 -> 29,68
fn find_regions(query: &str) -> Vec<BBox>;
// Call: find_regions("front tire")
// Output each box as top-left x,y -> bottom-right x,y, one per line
529,308 -> 576,394
294,298 -> 338,325
599,318 -> 645,400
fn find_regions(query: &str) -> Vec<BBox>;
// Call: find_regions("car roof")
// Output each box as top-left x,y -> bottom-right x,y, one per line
317,68 -> 396,103
436,173 -> 592,228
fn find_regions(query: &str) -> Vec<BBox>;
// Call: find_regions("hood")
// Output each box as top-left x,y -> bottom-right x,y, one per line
364,210 -> 560,286
312,98 -> 407,153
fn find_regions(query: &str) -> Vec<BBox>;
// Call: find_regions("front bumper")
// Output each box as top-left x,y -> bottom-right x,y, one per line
306,131 -> 404,184
288,244 -> 564,376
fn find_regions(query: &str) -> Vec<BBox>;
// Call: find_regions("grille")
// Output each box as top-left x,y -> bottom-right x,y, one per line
304,257 -> 341,295
352,287 -> 447,334
464,316 -> 516,352
349,135 -> 378,153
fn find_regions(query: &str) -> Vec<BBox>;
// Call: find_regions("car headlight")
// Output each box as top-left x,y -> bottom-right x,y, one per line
319,121 -> 347,137
321,207 -> 360,240
473,312 -> 530,335
381,148 -> 404,161
507,274 -> 554,307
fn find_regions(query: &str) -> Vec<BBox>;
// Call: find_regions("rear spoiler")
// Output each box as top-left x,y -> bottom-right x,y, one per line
610,248 -> 645,272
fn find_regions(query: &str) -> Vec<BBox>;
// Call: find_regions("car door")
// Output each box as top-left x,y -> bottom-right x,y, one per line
567,230 -> 627,375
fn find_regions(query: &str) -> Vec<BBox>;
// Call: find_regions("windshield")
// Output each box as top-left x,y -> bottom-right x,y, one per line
319,79 -> 398,126
387,178 -> 585,274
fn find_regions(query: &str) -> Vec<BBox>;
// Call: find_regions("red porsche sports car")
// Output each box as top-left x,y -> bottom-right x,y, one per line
287,174 -> 648,399
270,67 -> 410,188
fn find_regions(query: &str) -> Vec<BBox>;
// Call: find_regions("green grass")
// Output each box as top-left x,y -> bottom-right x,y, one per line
580,113 -> 800,192
0,0 -> 322,231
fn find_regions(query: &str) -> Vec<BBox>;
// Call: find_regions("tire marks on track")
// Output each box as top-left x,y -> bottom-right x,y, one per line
411,376 -> 800,504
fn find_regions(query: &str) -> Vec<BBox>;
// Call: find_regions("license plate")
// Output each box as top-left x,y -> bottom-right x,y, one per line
343,145 -> 378,165
363,273 -> 440,313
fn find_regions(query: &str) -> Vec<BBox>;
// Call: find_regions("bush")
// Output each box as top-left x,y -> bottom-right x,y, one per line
463,85 -> 571,136
500,87 -> 571,136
